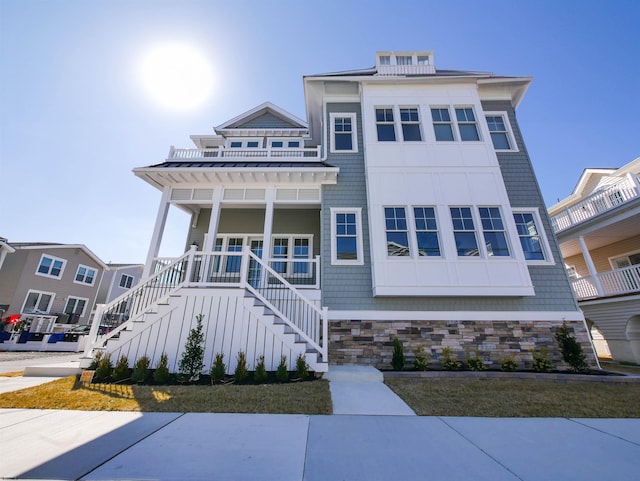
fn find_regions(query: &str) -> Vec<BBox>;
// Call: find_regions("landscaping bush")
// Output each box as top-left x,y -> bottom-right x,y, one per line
295,353 -> 309,380
153,353 -> 171,384
555,322 -> 589,372
276,355 -> 288,382
94,354 -> 113,381
88,351 -> 104,370
210,353 -> 226,383
531,347 -> 553,373
234,351 -> 249,383
178,314 -> 205,382
131,356 -> 151,383
112,354 -> 131,382
254,355 -> 268,383
391,337 -> 405,371
465,350 -> 487,371
412,345 -> 430,371
499,353 -> 519,372
440,347 -> 461,370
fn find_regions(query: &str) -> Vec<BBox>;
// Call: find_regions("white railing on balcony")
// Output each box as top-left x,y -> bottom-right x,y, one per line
571,264 -> 640,300
377,64 -> 436,76
551,175 -> 640,233
168,146 -> 321,161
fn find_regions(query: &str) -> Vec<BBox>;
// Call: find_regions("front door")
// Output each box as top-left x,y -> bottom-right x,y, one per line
248,238 -> 264,287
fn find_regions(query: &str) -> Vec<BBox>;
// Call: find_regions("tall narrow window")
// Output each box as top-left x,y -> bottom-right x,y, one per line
400,107 -> 422,141
486,115 -> 512,150
330,113 -> 357,152
384,207 -> 410,256
293,238 -> 310,274
431,108 -> 454,141
479,207 -> 510,257
414,207 -> 441,256
450,207 -> 479,256
272,238 -> 289,274
332,208 -> 363,265
513,212 -> 545,260
455,108 -> 480,141
396,55 -> 412,65
375,108 -> 396,141
225,238 -> 243,273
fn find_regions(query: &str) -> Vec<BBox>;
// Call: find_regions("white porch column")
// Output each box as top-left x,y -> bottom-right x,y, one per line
142,187 -> 171,279
203,189 -> 223,252
261,189 -> 275,264
578,236 -> 604,296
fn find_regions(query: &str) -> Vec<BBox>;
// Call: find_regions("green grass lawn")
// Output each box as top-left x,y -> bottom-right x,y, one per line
386,378 -> 640,417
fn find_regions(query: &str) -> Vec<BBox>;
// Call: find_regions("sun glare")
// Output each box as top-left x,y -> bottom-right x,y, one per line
139,43 -> 214,111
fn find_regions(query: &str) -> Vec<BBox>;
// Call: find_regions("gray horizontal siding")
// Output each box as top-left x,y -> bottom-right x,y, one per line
238,113 -> 299,129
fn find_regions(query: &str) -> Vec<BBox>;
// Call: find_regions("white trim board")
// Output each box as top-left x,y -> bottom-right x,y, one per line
328,310 -> 585,322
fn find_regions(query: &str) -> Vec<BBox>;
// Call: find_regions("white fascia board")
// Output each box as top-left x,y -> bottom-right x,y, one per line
579,293 -> 640,306
328,310 -> 585,322
0,241 -> 15,254
477,77 -> 532,109
15,244 -> 107,269
190,135 -> 223,148
372,285 -> 536,297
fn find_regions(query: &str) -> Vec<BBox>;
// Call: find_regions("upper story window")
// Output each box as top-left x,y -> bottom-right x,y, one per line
450,207 -> 479,257
75,265 -> 97,286
36,254 -> 66,279
269,139 -> 301,149
417,55 -> 430,65
400,108 -> 422,141
479,207 -> 510,257
379,55 -> 391,66
431,108 -> 455,141
331,208 -> 364,265
271,236 -> 313,276
512,209 -> 553,263
396,55 -> 412,65
413,207 -> 441,257
119,274 -> 134,289
228,139 -> 262,148
485,113 -> 517,151
330,113 -> 357,153
455,108 -> 480,141
22,290 -> 54,314
384,207 -> 410,256
375,108 -> 396,141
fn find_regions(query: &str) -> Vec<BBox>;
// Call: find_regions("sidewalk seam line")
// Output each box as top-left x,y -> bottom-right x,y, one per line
568,418 -> 640,447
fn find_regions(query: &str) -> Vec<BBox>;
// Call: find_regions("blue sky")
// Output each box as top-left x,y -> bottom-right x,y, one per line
1,0 -> 638,264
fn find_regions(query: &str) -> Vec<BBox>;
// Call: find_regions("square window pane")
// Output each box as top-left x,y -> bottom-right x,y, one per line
387,232 -> 410,256
402,124 -> 422,141
416,232 -> 440,256
434,124 -> 454,141
485,232 -> 510,256
337,237 -> 357,260
491,132 -> 511,149
377,124 -> 396,141
335,133 -> 353,150
454,232 -> 479,256
459,124 -> 479,141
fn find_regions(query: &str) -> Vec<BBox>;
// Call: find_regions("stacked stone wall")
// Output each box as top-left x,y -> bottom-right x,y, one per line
329,319 -> 597,370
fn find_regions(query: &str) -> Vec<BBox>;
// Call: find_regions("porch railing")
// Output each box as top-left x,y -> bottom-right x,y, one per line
571,264 -> 640,300
551,175 -> 640,233
168,146 -> 321,161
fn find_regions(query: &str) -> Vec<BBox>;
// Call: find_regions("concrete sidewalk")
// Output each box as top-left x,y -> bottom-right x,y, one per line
1,409 -> 639,480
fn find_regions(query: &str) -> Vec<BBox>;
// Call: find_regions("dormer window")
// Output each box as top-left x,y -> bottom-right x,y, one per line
379,55 -> 391,66
417,55 -> 430,65
228,139 -> 262,148
376,51 -> 435,75
396,55 -> 412,66
269,139 -> 302,149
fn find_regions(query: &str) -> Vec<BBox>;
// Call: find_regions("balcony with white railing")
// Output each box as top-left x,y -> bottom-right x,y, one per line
571,264 -> 640,300
551,175 -> 640,233
167,145 -> 322,162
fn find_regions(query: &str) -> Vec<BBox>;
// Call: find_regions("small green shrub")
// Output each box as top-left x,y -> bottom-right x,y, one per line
465,350 -> 487,371
531,347 -> 553,373
112,354 -> 130,381
153,353 -> 171,384
412,346 -> 430,371
253,355 -> 268,383
131,356 -> 151,383
391,337 -> 405,371
178,314 -> 205,381
499,353 -> 519,372
94,354 -> 113,381
87,351 -> 104,370
276,355 -> 288,382
555,322 -> 589,372
440,347 -> 461,371
234,351 -> 249,383
210,353 -> 226,383
295,353 -> 309,380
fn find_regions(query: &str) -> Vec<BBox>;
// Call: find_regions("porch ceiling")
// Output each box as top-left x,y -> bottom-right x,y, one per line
558,214 -> 640,258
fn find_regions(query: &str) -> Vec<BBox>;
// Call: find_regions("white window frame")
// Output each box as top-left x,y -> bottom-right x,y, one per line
412,206 -> 442,258
478,207 -> 511,257
331,208 -> 364,265
512,208 -> 554,265
450,206 -> 481,257
64,296 -> 89,317
271,234 -> 314,278
330,112 -> 358,153
74,264 -> 97,286
485,111 -> 518,152
35,254 -> 66,279
227,138 -> 263,149
455,106 -> 481,142
21,289 -> 55,314
609,249 -> 640,270
384,207 -> 411,257
375,107 -> 397,142
268,138 -> 302,149
399,106 -> 422,142
119,274 -> 134,289
430,106 -> 456,142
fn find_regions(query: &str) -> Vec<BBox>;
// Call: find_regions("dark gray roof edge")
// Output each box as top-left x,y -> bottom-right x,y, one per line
144,161 -> 337,169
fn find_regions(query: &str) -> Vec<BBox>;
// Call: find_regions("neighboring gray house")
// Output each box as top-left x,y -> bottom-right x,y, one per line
0,242 -> 106,341
96,263 -> 144,305
81,51 -> 597,373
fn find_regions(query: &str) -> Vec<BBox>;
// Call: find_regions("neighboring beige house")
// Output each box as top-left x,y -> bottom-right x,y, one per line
548,157 -> 640,363
95,263 -> 144,305
0,241 -> 106,350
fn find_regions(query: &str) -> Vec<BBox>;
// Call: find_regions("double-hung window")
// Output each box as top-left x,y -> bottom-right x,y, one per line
225,238 -> 243,273
22,290 -> 54,314
36,254 -> 65,279
479,207 -> 510,257
431,108 -> 454,141
513,211 -> 546,261
272,238 -> 289,274
330,113 -> 357,152
119,274 -> 134,289
75,265 -> 97,285
485,114 -> 514,150
293,238 -> 310,274
384,207 -> 410,256
413,207 -> 441,256
331,208 -> 363,265
375,108 -> 396,141
400,107 -> 422,141
455,108 -> 480,141
450,207 -> 479,256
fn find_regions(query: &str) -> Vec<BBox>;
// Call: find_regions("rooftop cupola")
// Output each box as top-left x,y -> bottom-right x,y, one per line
375,51 -> 435,76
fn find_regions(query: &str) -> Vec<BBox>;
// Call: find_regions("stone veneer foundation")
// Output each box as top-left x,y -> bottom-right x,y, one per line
329,319 -> 597,370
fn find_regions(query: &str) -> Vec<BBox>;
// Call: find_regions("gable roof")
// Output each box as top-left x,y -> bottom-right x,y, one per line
8,242 -> 107,269
215,102 -> 308,134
